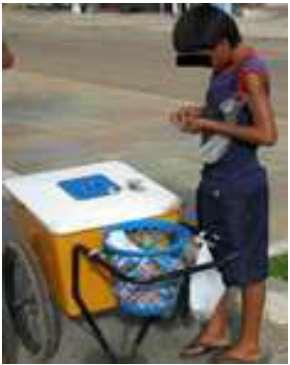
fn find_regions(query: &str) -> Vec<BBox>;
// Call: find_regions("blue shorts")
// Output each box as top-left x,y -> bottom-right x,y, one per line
197,167 -> 269,287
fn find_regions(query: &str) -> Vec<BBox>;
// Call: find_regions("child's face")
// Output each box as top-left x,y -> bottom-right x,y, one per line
209,40 -> 233,71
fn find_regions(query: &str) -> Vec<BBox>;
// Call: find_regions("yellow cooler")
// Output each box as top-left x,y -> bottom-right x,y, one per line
4,161 -> 181,317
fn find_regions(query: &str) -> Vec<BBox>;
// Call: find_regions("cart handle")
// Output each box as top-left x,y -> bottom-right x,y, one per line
85,246 -> 238,285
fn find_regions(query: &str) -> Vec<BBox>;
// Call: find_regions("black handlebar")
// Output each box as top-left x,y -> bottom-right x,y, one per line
87,248 -> 238,285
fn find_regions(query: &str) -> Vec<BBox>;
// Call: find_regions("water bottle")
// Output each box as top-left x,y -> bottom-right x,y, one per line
200,97 -> 245,164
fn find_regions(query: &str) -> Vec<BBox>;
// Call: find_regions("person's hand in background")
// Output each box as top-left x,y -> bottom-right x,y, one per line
3,41 -> 15,70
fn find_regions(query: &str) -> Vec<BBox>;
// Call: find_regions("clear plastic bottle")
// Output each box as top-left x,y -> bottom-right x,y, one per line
200,97 -> 245,164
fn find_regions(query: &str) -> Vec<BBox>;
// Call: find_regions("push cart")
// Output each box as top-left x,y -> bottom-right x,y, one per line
3,161 -> 237,363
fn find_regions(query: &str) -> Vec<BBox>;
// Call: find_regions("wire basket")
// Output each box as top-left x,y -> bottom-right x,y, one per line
104,219 -> 192,318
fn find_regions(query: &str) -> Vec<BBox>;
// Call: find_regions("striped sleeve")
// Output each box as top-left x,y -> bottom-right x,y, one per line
238,56 -> 270,95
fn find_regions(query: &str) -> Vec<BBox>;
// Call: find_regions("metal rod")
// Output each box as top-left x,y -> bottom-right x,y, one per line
72,245 -> 119,363
131,319 -> 154,358
88,250 -> 239,285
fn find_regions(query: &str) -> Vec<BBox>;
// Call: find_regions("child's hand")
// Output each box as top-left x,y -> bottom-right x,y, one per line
169,105 -> 203,133
169,111 -> 180,124
181,105 -> 203,118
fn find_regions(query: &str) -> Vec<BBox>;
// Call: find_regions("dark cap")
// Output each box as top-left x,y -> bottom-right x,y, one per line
173,4 -> 241,67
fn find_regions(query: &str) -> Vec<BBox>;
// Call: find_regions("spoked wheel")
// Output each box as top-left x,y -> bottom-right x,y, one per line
3,240 -> 61,362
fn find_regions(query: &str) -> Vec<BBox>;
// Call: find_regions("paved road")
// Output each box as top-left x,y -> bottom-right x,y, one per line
2,10 -> 288,364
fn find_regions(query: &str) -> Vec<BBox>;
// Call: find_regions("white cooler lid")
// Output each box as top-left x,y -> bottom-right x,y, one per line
4,161 -> 181,235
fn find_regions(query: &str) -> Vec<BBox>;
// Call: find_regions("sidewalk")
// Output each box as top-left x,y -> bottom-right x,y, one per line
238,10 -> 288,39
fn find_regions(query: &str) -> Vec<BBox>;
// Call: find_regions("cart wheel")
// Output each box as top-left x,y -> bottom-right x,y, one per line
3,290 -> 18,364
3,240 -> 61,362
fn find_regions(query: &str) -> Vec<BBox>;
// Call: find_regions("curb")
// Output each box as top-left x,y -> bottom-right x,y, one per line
266,279 -> 288,325
267,247 -> 288,325
269,241 -> 288,257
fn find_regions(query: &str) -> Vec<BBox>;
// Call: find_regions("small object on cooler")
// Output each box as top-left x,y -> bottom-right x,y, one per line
127,179 -> 145,192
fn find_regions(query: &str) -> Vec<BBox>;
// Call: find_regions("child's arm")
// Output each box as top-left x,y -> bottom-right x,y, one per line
179,73 -> 278,146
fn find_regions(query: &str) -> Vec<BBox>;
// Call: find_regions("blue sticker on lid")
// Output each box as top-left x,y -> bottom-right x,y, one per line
58,174 -> 120,200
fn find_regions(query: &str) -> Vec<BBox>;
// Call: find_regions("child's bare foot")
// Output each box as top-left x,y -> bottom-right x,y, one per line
213,343 -> 262,363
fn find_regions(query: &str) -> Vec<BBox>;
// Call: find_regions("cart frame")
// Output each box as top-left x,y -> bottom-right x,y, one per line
72,244 -> 238,363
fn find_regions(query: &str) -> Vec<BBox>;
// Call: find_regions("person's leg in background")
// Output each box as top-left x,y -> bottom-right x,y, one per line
213,3 -> 233,16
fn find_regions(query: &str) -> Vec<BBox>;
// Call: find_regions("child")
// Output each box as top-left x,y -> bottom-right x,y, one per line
170,5 -> 277,363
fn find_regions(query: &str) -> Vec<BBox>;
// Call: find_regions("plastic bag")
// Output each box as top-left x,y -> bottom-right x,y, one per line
189,241 -> 225,321
200,98 -> 245,164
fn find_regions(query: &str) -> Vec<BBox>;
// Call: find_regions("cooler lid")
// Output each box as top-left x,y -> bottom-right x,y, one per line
4,161 -> 181,234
